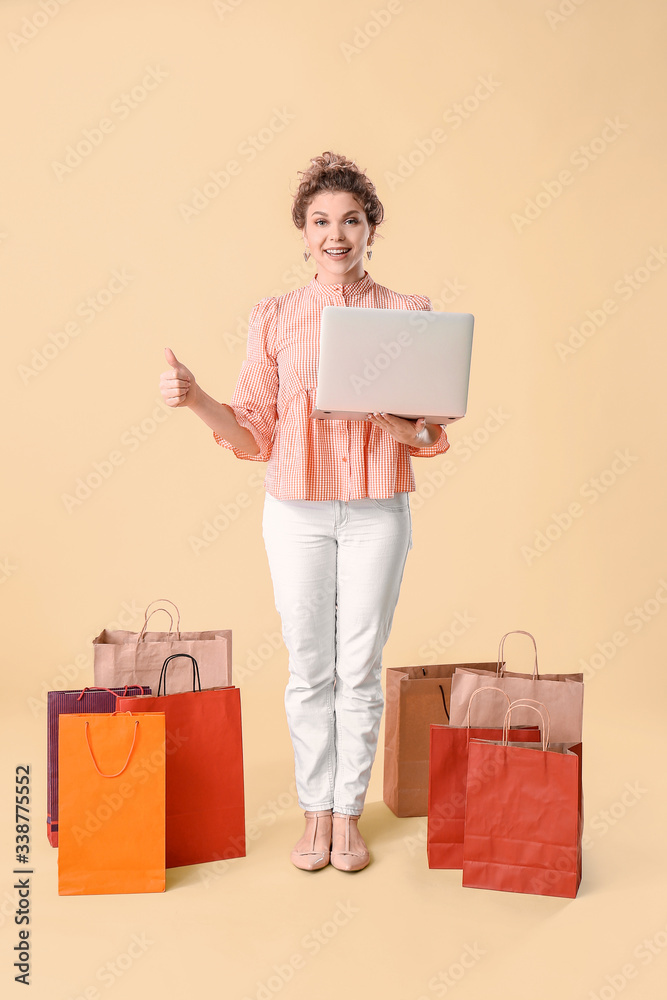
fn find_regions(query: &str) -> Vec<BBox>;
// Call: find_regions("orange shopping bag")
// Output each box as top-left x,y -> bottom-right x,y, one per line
58,712 -> 166,895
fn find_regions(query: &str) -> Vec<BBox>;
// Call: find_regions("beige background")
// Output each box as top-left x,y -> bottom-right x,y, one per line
2,0 -> 666,997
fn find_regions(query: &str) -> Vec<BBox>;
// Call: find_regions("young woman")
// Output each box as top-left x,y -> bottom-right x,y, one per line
159,152 -> 450,872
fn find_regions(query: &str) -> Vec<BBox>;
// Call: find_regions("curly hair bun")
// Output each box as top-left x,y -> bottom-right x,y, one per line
291,151 -> 385,230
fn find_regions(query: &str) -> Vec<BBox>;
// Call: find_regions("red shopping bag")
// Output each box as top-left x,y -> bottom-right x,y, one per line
118,653 -> 245,868
427,687 -> 540,869
462,701 -> 583,898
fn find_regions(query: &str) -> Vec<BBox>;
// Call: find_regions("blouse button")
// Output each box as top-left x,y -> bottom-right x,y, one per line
342,456 -> 348,462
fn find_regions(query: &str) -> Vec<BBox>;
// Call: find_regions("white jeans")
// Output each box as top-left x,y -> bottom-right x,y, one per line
261,491 -> 412,816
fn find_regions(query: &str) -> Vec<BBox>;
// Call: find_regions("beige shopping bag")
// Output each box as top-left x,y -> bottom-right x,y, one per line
449,631 -> 583,744
93,599 -> 232,694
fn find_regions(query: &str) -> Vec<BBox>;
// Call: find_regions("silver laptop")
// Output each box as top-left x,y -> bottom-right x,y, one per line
311,306 -> 474,424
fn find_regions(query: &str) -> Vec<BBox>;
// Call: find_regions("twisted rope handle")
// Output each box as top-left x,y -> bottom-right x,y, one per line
84,720 -> 139,777
502,699 -> 551,751
464,685 -> 512,727
138,599 -> 182,641
497,630 -> 539,679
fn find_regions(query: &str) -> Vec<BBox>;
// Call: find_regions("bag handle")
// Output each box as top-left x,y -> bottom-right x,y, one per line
76,685 -> 138,702
437,684 -> 449,722
502,699 -> 551,750
138,599 -> 182,641
497,630 -> 539,679
84,719 -> 139,777
420,668 -> 450,722
157,653 -> 201,696
464,686 -> 512,727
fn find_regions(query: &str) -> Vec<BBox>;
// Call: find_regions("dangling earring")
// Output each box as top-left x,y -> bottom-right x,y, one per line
303,249 -> 311,262
366,245 -> 373,261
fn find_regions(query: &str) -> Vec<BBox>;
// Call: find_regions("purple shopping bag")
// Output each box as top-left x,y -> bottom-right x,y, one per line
47,685 -> 150,845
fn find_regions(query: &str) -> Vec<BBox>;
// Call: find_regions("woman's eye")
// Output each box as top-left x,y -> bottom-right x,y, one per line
312,218 -> 359,225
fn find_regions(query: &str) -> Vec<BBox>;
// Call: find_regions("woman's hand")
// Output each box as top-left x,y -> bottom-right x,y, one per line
367,412 -> 441,447
160,347 -> 199,408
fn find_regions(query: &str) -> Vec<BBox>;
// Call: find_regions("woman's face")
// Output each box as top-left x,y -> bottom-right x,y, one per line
302,190 -> 374,284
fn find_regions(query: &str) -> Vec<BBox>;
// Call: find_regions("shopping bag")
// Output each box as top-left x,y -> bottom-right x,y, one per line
383,660 -> 498,816
462,700 -> 583,898
449,631 -> 584,743
93,598 -> 232,694
47,685 -> 150,846
118,653 -> 245,868
58,712 -> 166,895
427,686 -> 541,869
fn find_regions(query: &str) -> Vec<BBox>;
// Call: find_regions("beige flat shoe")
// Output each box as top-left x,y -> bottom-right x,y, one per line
330,813 -> 370,872
290,810 -> 333,871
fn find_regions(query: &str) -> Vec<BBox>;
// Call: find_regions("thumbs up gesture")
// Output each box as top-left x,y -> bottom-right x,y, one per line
160,347 -> 198,408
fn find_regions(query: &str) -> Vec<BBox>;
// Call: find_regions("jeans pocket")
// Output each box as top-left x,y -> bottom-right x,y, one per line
368,492 -> 409,512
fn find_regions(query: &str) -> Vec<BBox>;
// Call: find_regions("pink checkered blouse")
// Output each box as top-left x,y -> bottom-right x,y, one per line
214,270 -> 450,501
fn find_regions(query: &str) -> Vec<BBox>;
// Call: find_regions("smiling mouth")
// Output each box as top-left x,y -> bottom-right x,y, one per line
324,248 -> 351,256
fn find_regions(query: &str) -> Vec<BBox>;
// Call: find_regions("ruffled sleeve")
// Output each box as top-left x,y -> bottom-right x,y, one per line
213,296 -> 279,461
408,425 -> 451,458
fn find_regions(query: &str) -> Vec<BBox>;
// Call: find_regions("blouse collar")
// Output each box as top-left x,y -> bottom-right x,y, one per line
307,269 -> 375,302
